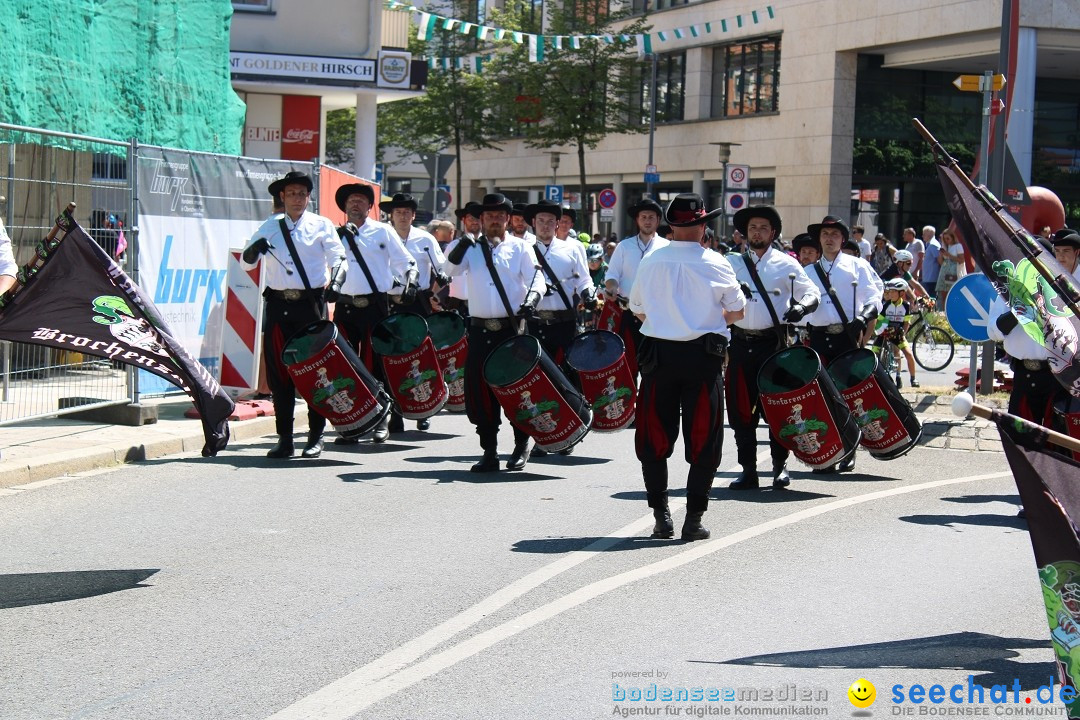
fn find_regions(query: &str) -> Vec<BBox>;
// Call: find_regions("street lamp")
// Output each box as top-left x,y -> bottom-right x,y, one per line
549,151 -> 561,186
710,142 -> 740,242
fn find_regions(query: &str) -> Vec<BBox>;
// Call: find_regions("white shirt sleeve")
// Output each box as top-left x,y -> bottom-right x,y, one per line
0,218 -> 17,278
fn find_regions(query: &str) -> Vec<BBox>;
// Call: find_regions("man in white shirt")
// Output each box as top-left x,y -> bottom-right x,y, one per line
629,193 -> 745,542
443,202 -> 481,316
920,225 -> 941,298
444,193 -> 547,472
508,203 -> 537,243
242,171 -> 346,460
605,198 -> 668,378
331,183 -> 418,444
901,227 -> 925,279
852,225 -> 872,261
1052,228 -> 1080,281
556,208 -> 578,241
725,206 -> 820,491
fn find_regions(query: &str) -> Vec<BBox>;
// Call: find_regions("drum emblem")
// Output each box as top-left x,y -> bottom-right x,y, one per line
399,359 -> 438,403
851,398 -> 889,442
313,367 -> 357,414
443,357 -> 466,400
516,390 -> 558,434
1037,561 -> 1080,687
779,404 -> 830,455
593,375 -> 633,420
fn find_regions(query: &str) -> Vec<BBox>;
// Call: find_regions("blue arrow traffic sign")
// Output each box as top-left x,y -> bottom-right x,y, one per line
944,273 -> 998,342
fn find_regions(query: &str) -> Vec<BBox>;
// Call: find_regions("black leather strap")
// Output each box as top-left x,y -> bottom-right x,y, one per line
812,260 -> 850,326
743,252 -> 784,333
278,217 -> 312,292
534,243 -> 574,311
338,225 -> 380,294
480,237 -> 517,320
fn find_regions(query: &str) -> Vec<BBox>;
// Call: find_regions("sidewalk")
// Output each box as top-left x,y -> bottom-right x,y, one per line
0,390 -> 1005,491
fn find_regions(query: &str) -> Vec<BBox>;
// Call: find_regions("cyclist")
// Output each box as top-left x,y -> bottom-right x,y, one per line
873,278 -> 920,388
881,249 -> 929,303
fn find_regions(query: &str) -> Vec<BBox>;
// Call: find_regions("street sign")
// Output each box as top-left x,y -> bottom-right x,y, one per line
600,207 -> 614,219
545,184 -> 564,204
598,188 -> 617,209
644,172 -> 660,184
645,164 -> 657,174
952,73 -> 1005,92
724,191 -> 748,215
945,273 -> 998,342
726,163 -> 750,190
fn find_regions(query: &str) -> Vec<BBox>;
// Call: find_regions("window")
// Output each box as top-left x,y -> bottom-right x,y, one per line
630,51 -> 685,125
711,36 -> 780,118
630,0 -> 688,15
232,0 -> 272,12
91,153 -> 126,181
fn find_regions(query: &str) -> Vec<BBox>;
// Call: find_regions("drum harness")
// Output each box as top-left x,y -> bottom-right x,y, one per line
338,225 -> 389,315
480,238 -> 527,335
532,244 -> 577,324
278,217 -> 327,321
742,252 -> 790,351
811,261 -> 855,342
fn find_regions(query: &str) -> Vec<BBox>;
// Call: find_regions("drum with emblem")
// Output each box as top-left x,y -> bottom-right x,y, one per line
370,312 -> 448,420
757,345 -> 861,470
827,348 -> 922,460
566,330 -> 636,432
427,311 -> 468,412
282,320 -> 390,440
595,295 -> 623,335
483,334 -> 592,452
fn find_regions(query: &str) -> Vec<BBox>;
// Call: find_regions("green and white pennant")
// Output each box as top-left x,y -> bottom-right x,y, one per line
417,12 -> 436,40
528,34 -> 545,62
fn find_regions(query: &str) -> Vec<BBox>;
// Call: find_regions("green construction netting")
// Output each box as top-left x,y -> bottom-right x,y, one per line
0,0 -> 245,155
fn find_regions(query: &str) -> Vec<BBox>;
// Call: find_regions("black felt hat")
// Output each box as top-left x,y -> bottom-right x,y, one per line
791,232 -> 821,254
477,193 -> 514,214
732,205 -> 782,237
523,199 -> 563,225
664,193 -> 723,228
335,183 -> 375,212
1051,228 -> 1080,249
628,198 -> 663,219
268,171 -> 313,197
807,215 -> 850,241
455,201 -> 481,219
379,193 -> 419,214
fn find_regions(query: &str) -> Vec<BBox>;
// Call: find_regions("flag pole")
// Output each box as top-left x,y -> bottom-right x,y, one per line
951,392 -> 1080,454
0,201 -> 76,309
912,118 -> 1080,321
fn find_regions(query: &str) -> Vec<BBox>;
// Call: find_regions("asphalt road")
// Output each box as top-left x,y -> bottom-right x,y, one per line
0,410 -> 1052,720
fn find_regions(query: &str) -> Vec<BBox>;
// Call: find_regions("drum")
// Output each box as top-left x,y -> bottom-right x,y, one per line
566,330 -> 636,432
427,311 -> 468,413
757,345 -> 861,470
827,349 -> 922,460
282,320 -> 390,440
595,295 -> 623,335
484,334 -> 592,452
1052,395 -> 1080,463
371,312 -> 448,420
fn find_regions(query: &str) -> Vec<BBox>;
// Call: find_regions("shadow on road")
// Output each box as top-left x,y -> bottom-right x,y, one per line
899,513 -> 1028,530
610,489 -> 834,504
941,493 -> 1021,505
512,536 -> 675,553
0,569 -> 159,609
699,631 -> 1053,690
340,468 -> 562,484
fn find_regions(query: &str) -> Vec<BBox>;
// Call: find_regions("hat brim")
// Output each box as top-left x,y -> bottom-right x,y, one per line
335,183 -> 374,212
629,201 -> 664,219
807,223 -> 850,241
523,204 -> 562,226
1052,233 -> 1080,249
478,201 -> 513,215
792,238 -> 822,253
379,199 -> 418,213
732,206 -> 782,237
667,207 -> 724,228
268,174 -> 313,197
455,206 -> 479,219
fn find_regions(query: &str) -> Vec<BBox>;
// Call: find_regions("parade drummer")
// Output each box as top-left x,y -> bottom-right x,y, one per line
242,171 -> 346,460
725,206 -> 820,491
509,203 -> 537,243
331,183 -> 418,445
629,193 -> 745,542
802,215 -> 883,474
1052,228 -> 1080,281
524,199 -> 597,457
605,198 -> 669,377
556,208 -> 578,241
380,193 -> 445,318
444,193 -> 547,473
442,202 -> 481,316
792,232 -> 821,267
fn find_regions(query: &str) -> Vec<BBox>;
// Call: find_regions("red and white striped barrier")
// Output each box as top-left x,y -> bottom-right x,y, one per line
219,248 -> 264,398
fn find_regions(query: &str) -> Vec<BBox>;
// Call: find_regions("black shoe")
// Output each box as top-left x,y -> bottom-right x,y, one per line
681,512 -> 710,541
372,414 -> 390,443
772,464 -> 791,488
837,454 -> 856,473
417,418 -> 431,431
267,439 -> 295,459
471,450 -> 500,473
651,507 -> 674,539
895,374 -> 903,389
388,416 -> 405,434
1017,507 -> 1026,519
531,446 -> 548,457
910,378 -> 920,388
334,435 -> 360,446
729,471 -> 760,490
558,444 -> 575,456
507,441 -> 532,471
301,435 -> 324,459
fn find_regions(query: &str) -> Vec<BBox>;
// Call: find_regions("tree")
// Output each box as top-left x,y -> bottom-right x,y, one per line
325,107 -> 357,167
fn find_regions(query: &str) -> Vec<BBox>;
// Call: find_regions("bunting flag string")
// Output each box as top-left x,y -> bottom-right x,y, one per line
386,1 -> 777,63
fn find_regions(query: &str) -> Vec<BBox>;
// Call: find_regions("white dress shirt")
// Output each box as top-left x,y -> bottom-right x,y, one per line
445,236 -> 470,300
605,234 -> 669,297
629,242 -> 746,341
986,293 -> 1048,361
339,219 -> 416,295
803,253 -> 884,326
244,211 -> 345,290
388,226 -> 445,294
445,236 -> 546,318
534,238 -> 592,311
728,247 -> 820,331
0,218 -> 17,278
509,229 -> 537,244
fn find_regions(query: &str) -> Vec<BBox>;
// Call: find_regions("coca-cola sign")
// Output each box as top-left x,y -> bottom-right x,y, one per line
283,128 -> 317,144
280,95 -> 320,161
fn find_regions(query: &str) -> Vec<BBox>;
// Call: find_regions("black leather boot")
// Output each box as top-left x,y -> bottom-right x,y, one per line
371,412 -> 390,444
681,512 -> 710,541
301,430 -> 324,458
267,436 -> 295,459
729,468 -> 760,490
388,411 -> 405,434
471,449 -> 500,472
651,506 -> 674,539
772,462 -> 791,488
506,438 -> 532,471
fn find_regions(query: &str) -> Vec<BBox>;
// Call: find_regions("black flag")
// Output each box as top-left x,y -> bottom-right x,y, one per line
0,222 -> 233,456
1002,428 -> 1080,714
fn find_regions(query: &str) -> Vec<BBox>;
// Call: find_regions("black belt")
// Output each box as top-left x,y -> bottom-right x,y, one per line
391,288 -> 431,304
1012,358 -> 1050,372
534,309 -> 576,323
652,333 -> 728,351
807,323 -> 847,335
470,316 -> 515,331
265,288 -> 320,302
732,326 -> 776,339
337,292 -> 382,308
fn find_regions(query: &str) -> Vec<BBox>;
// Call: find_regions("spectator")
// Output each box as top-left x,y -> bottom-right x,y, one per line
604,241 -> 617,262
852,225 -> 872,260
428,220 -> 455,249
920,225 -> 941,298
870,233 -> 896,275
730,229 -> 747,253
906,227 -> 925,279
936,227 -> 966,307
899,227 -> 916,250
1040,226 -> 1052,240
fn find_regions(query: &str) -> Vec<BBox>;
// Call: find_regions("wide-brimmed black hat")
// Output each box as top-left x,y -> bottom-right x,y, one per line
477,192 -> 513,214
379,192 -> 418,214
561,207 -> 577,224
335,183 -> 375,212
511,202 -> 528,217
628,198 -> 663,219
791,232 -> 821,254
732,205 -> 782,237
455,201 -> 481,219
268,171 -> 313,197
664,193 -> 724,228
1052,228 -> 1080,249
523,199 -> 563,225
841,237 -> 860,253
807,215 -> 850,241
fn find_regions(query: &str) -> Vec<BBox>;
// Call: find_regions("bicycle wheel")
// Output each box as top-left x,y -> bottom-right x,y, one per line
912,325 -> 955,371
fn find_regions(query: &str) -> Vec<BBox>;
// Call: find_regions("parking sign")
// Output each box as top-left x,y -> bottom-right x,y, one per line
545,185 -> 564,204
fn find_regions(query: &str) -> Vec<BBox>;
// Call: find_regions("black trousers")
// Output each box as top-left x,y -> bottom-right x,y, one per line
807,326 -> 859,366
464,323 -> 528,450
635,338 -> 726,514
527,317 -> 578,380
725,332 -> 789,470
333,294 -> 390,382
263,295 -> 327,439
390,289 -> 432,317
1009,361 -> 1060,426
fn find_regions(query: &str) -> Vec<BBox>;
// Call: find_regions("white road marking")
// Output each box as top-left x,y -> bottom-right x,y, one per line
268,469 -> 1010,720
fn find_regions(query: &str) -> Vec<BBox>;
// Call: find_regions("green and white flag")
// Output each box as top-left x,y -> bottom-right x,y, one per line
443,17 -> 458,30
673,27 -> 684,39
460,21 -> 474,35
528,34 -> 545,62
638,34 -> 651,56
478,26 -> 491,40
570,36 -> 582,49
656,30 -> 668,41
512,30 -> 524,44
752,10 -> 759,22
553,35 -> 563,50
689,25 -> 700,37
767,5 -> 775,18
417,12 -> 436,40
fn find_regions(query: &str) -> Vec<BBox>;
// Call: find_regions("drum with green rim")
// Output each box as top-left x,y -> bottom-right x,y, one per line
828,348 -> 922,460
371,312 -> 448,420
427,311 -> 468,413
566,330 -> 635,432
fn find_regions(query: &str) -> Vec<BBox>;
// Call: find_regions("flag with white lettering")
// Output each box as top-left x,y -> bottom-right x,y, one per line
1002,428 -> 1080,715
0,222 -> 233,456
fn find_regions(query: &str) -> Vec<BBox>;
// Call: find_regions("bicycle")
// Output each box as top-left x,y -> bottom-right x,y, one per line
906,297 -> 955,372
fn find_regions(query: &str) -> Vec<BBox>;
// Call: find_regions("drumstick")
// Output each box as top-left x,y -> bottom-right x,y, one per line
265,247 -> 294,276
788,272 -> 796,309
952,393 -> 1080,454
851,279 -> 858,324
